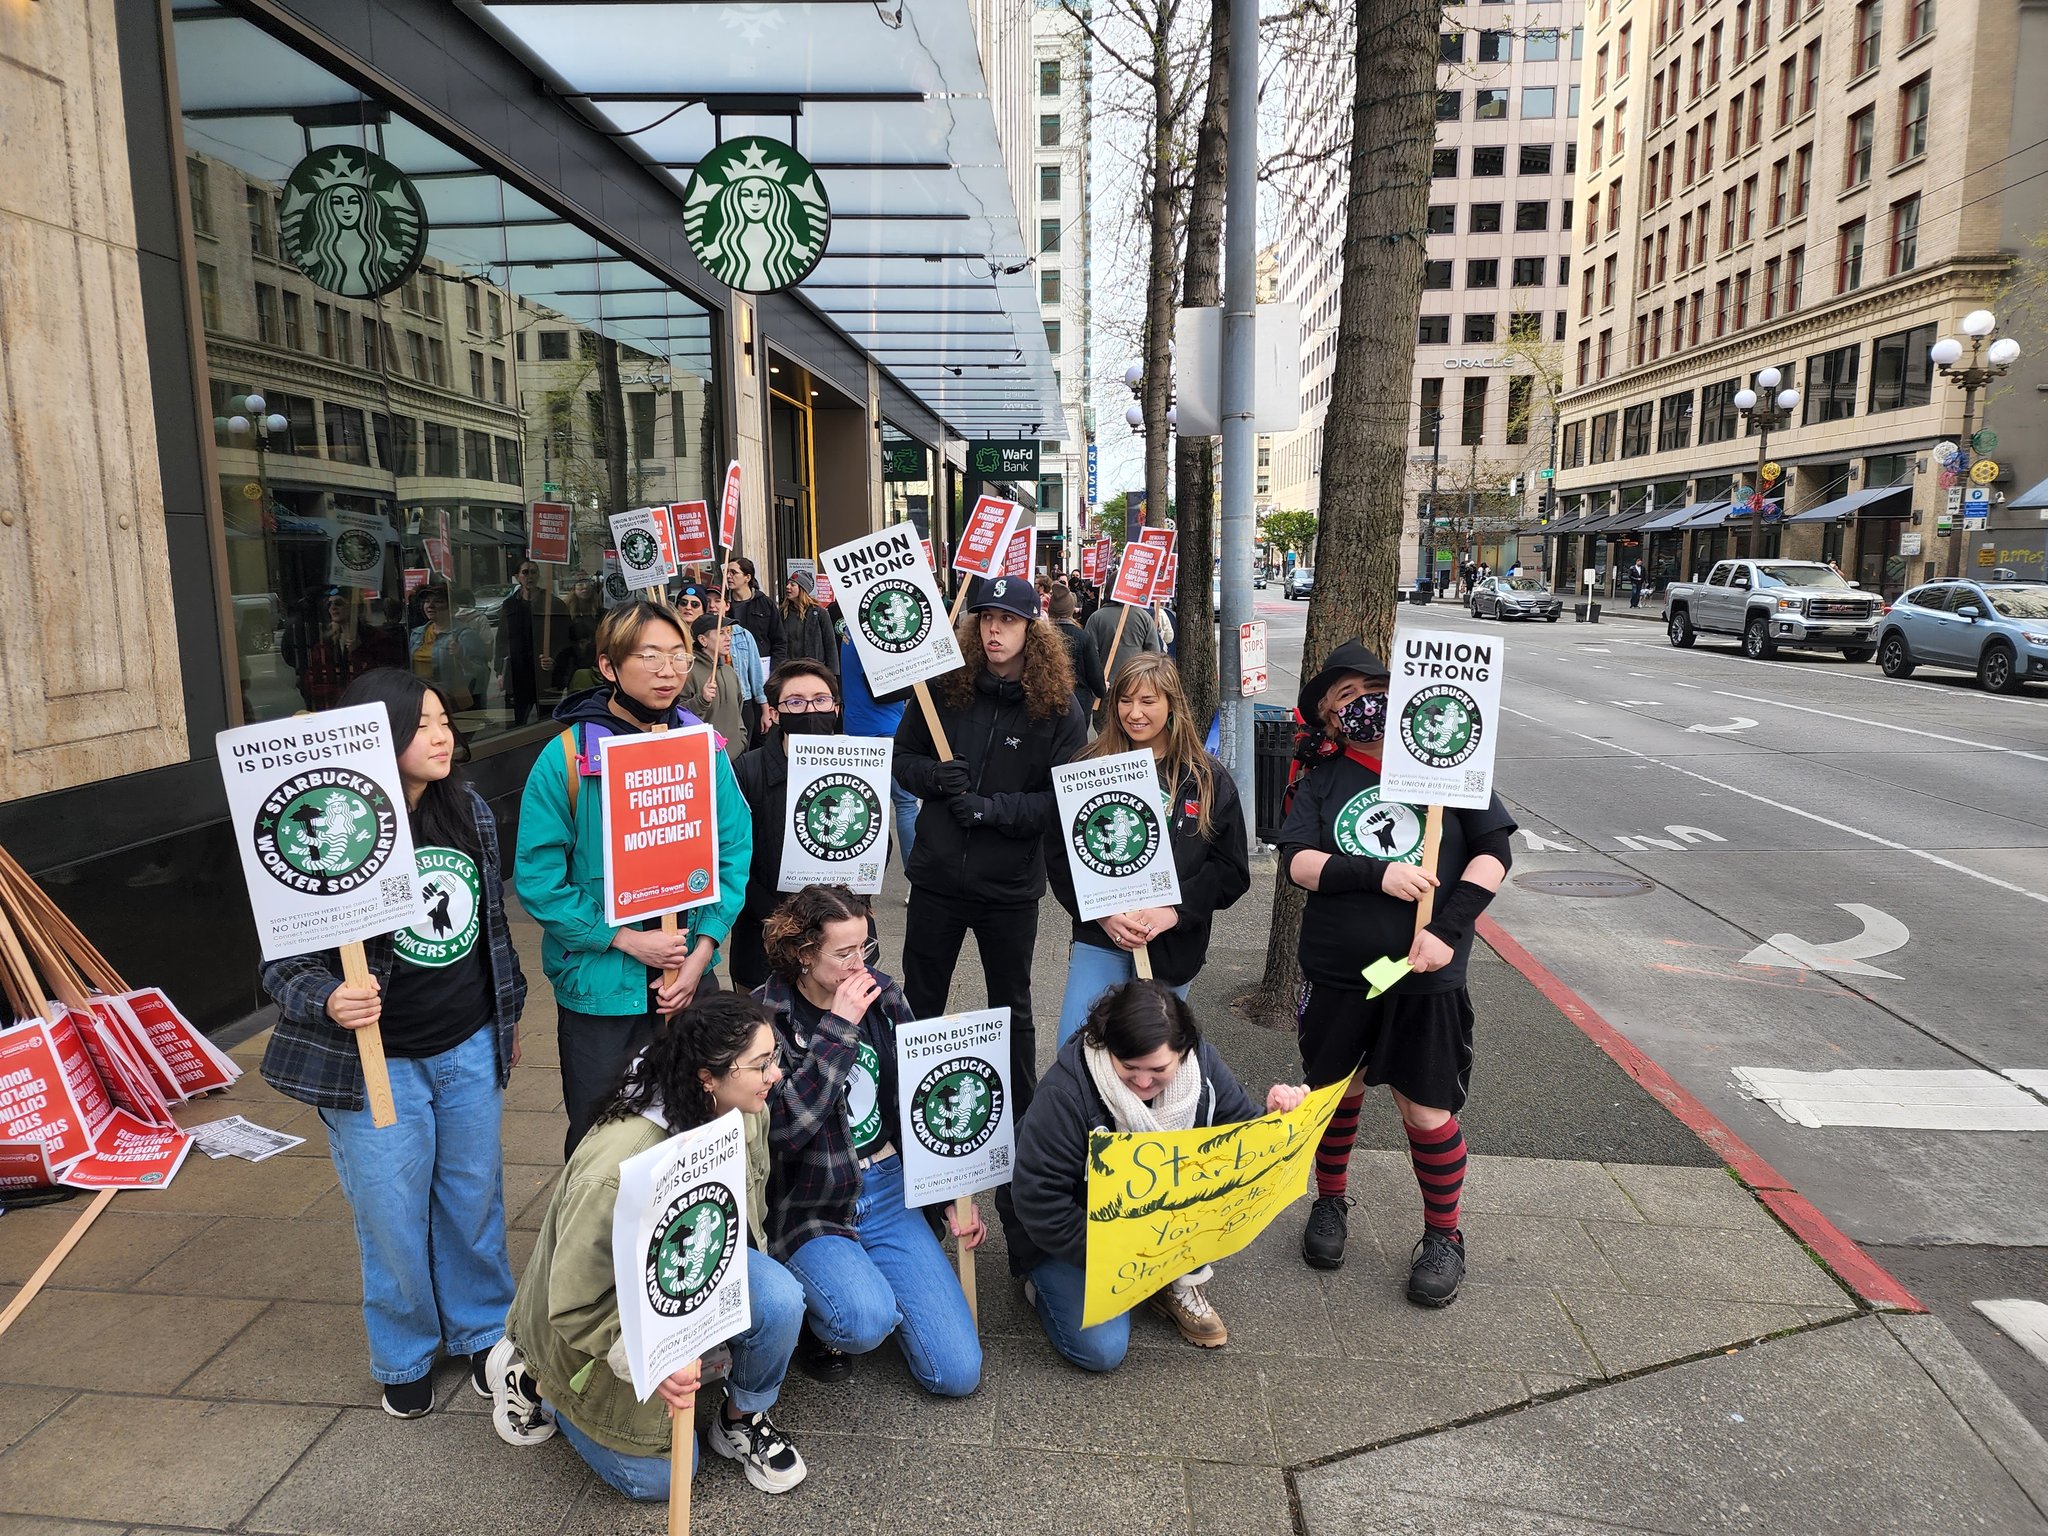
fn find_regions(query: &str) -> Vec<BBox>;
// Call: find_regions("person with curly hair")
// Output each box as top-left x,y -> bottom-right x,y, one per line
893,576 -> 1087,1117
503,993 -> 810,1499
753,884 -> 984,1393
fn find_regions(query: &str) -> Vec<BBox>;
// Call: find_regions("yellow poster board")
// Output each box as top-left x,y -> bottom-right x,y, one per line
1081,1077 -> 1350,1327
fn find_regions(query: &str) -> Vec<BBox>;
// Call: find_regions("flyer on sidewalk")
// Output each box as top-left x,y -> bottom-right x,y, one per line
894,1009 -> 1014,1207
1377,628 -> 1505,810
1052,748 -> 1184,921
777,736 -> 893,895
186,1114 -> 306,1163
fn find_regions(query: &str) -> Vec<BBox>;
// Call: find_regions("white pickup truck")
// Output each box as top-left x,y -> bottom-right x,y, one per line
1662,559 -> 1881,660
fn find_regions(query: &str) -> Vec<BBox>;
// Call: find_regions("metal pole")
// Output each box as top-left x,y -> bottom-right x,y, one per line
1422,411 -> 1443,586
1947,376 -> 1979,579
1217,0 -> 1259,828
1751,414 -> 1768,558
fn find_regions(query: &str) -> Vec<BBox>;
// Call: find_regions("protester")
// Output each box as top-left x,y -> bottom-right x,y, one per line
754,885 -> 983,1395
259,669 -> 525,1418
701,583 -> 765,736
781,570 -> 837,677
502,993 -> 809,1498
895,575 -> 1086,1117
835,610 -> 920,876
681,611 -> 748,761
1084,583 -> 1161,698
495,560 -> 544,725
410,584 -> 490,712
999,980 -> 1306,1365
515,598 -> 751,1156
549,574 -> 603,693
1277,640 -> 1515,1306
1069,572 -> 1099,622
1046,655 -> 1250,1044
730,661 -> 843,989
283,588 -> 363,711
723,555 -> 786,680
1048,586 -> 1106,719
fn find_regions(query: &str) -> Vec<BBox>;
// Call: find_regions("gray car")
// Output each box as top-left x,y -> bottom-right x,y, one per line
1875,580 -> 2048,693
1469,575 -> 1563,621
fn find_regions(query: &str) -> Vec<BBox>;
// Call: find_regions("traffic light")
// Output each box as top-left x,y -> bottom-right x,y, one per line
1507,475 -> 1524,496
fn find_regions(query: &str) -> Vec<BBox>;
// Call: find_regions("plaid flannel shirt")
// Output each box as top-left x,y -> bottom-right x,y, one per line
259,786 -> 528,1111
755,968 -> 915,1262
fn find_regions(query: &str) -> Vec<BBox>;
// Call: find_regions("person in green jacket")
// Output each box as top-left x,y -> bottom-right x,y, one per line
515,598 -> 753,1156
501,992 -> 809,1498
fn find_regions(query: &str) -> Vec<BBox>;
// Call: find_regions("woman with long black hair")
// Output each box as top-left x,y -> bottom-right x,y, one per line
259,668 -> 526,1418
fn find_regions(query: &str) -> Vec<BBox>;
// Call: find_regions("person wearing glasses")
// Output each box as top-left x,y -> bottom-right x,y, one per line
515,599 -> 753,1156
753,884 -> 983,1395
680,612 -> 748,761
730,661 -> 845,990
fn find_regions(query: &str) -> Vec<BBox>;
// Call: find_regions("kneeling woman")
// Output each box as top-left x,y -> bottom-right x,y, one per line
755,884 -> 983,1396
505,994 -> 810,1499
999,980 -> 1306,1367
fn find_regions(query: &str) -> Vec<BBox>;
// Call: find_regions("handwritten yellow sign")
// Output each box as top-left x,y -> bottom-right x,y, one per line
1081,1078 -> 1350,1327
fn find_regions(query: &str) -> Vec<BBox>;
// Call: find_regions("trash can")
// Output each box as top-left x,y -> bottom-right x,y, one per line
1574,600 -> 1603,623
1252,702 -> 1295,844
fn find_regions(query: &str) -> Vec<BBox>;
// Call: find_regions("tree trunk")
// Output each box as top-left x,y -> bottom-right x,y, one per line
1173,0 -> 1229,734
1248,0 -> 1438,1019
1141,23 -> 1178,548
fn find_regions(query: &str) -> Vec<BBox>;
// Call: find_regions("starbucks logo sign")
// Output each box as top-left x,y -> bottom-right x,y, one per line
1332,788 -> 1424,863
394,848 -> 481,967
910,1058 -> 1003,1157
603,570 -> 630,605
681,137 -> 832,295
859,579 -> 933,654
1399,684 -> 1483,769
847,1040 -> 882,1149
1072,790 -> 1161,878
253,768 -> 399,895
332,527 -> 382,578
645,1183 -> 740,1318
278,145 -> 429,300
618,528 -> 660,573
794,774 -> 883,862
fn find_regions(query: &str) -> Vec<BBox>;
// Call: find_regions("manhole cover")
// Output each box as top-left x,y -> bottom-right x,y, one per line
1513,870 -> 1655,898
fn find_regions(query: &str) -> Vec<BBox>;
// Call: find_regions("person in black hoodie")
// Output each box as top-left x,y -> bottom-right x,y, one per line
723,556 -> 786,681
730,660 -> 846,989
1045,654 -> 1250,1043
893,575 -> 1086,1118
1047,585 -> 1105,718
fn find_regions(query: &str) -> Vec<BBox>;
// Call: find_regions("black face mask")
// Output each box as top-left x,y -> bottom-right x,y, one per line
607,682 -> 672,727
776,710 -> 839,737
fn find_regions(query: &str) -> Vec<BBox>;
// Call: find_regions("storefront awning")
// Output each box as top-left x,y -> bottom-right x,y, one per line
1679,501 -> 1738,528
1789,485 -> 1911,522
1601,505 -> 1658,533
2010,474 -> 2048,512
1641,501 -> 1718,531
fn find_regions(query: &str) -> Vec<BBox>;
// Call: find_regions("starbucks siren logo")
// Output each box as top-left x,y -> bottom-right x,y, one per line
1333,788 -> 1425,863
333,527 -> 382,578
859,579 -> 933,654
618,528 -> 659,573
394,848 -> 481,967
254,767 -> 399,895
910,1058 -> 1004,1157
847,1040 -> 882,1148
278,145 -> 428,300
1399,684 -> 1483,769
645,1182 -> 740,1319
794,774 -> 883,862
1072,789 -> 1161,878
603,570 -> 630,605
682,136 -> 832,295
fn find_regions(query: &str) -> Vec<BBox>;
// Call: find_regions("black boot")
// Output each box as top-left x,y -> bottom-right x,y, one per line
1301,1194 -> 1352,1271
1407,1229 -> 1466,1307
795,1319 -> 852,1383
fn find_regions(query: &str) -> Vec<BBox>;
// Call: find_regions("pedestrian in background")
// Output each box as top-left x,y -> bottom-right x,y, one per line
781,569 -> 837,677
1629,559 -> 1646,607
495,560 -> 543,725
681,611 -> 748,761
701,583 -> 765,738
1048,585 -> 1106,720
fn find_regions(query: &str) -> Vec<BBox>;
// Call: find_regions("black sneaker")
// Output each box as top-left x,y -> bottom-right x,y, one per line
1407,1228 -> 1466,1308
1302,1194 -> 1353,1270
706,1400 -> 808,1493
795,1319 -> 852,1384
381,1375 -> 433,1419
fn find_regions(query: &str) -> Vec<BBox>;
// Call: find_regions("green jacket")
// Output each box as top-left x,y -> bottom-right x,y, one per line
514,709 -> 751,1015
507,1109 -> 771,1458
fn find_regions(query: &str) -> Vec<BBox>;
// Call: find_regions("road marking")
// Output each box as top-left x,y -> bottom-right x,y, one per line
1708,687 -> 2048,763
1731,1067 -> 2048,1130
1668,824 -> 1725,843
1972,1300 -> 2048,1371
1602,632 -> 2048,709
1740,903 -> 1910,979
1520,829 -> 1578,852
1615,833 -> 1685,851
1500,705 -> 2048,907
1686,716 -> 1759,734
1670,680 -> 1701,689
2004,1069 -> 2048,1097
1610,699 -> 1665,708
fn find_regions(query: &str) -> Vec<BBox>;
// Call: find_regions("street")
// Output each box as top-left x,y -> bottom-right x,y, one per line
1261,591 -> 2048,1433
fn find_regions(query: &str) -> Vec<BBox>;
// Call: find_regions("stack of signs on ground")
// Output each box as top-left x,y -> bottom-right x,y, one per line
600,724 -> 723,924
1051,749 -> 1184,921
778,736 -> 893,895
894,1009 -> 1013,1207
610,1107 -> 753,1401
824,524 -> 962,692
1378,628 -> 1505,809
609,507 -> 676,592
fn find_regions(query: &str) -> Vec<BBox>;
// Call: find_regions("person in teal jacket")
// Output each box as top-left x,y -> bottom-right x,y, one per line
515,598 -> 752,1156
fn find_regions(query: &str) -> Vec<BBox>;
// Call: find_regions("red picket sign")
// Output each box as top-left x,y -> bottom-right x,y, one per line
599,725 -> 724,926
529,503 -> 572,564
115,989 -> 237,1097
668,501 -> 716,566
0,1017 -> 101,1170
1001,525 -> 1036,579
60,1110 -> 195,1191
1109,543 -> 1163,607
718,461 -> 742,551
952,497 -> 1019,576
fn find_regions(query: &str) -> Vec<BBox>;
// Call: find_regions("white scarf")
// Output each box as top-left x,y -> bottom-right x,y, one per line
1084,1042 -> 1203,1134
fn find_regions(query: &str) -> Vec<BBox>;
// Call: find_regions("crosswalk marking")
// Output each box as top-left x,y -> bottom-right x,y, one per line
1973,1299 -> 2048,1372
1732,1068 -> 2048,1131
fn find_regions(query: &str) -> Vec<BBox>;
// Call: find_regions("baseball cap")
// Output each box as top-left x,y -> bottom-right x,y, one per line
967,574 -> 1041,620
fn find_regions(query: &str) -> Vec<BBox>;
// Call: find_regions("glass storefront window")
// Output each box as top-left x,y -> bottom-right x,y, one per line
881,426 -> 934,541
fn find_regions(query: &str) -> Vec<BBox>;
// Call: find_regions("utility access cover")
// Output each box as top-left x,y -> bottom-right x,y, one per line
1513,870 -> 1654,898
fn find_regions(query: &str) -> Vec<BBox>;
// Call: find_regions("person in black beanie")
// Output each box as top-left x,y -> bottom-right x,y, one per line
1276,639 -> 1515,1308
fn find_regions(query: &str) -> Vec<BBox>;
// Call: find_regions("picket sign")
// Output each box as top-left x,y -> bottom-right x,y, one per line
1051,751 -> 1184,984
651,724 -> 682,1012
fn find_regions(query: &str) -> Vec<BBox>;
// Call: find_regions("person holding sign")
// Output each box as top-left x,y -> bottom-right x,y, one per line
259,670 -> 527,1418
729,661 -> 845,990
1046,655 -> 1251,1044
505,993 -> 811,1499
679,612 -> 748,761
516,600 -> 752,1157
997,980 -> 1306,1365
1277,641 -> 1515,1306
410,585 -> 490,713
754,885 -> 984,1396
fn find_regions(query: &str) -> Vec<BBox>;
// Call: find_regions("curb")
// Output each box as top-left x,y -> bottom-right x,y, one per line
1477,914 -> 1927,1314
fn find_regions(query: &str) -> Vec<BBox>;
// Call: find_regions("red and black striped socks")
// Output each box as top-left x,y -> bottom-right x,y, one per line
1314,1085 -> 1369,1198
1406,1116 -> 1467,1234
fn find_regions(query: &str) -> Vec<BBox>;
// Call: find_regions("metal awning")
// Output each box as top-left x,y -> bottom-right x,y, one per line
2010,474 -> 2048,512
1560,512 -> 1624,535
1641,501 -> 1716,531
1602,504 -> 1659,533
1680,501 -> 1739,528
1789,485 -> 1911,522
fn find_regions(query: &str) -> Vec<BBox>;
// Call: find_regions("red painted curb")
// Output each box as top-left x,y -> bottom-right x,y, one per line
1477,914 -> 1927,1314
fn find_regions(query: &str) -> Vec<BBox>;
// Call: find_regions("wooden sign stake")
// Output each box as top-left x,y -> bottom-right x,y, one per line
1412,806 -> 1445,936
953,1195 -> 979,1324
646,722 -> 685,1014
339,941 -> 398,1129
1132,943 -> 1154,981
910,680 -> 955,761
0,1188 -> 116,1341
668,1394 -> 695,1535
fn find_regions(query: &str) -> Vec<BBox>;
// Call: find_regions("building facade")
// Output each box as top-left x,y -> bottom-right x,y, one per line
1033,1 -> 1095,562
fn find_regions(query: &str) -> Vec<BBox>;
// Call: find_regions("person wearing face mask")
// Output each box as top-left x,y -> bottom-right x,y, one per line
997,980 -> 1307,1365
730,661 -> 846,990
1277,640 -> 1515,1307
1045,655 -> 1250,1045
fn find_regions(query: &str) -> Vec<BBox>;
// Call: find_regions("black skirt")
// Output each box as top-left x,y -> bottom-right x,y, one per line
1295,981 -> 1474,1114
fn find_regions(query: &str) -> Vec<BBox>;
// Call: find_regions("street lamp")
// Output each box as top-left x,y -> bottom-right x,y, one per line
218,392 -> 293,607
1733,367 -> 1799,558
1929,310 -> 2023,577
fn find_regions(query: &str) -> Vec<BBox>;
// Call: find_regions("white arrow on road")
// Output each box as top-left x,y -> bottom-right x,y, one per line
1740,903 -> 1910,979
1686,717 -> 1759,734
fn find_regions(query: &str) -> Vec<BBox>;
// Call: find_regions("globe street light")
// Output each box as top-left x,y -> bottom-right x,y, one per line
1734,369 -> 1799,557
1929,310 -> 2023,576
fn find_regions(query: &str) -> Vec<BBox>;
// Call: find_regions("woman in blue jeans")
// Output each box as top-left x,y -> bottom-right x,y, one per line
1045,655 -> 1251,1045
259,669 -> 525,1418
754,884 -> 983,1394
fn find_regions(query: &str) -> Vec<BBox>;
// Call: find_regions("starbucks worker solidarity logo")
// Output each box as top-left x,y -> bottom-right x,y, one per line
278,145 -> 429,300
645,1183 -> 740,1319
795,775 -> 883,862
682,137 -> 832,295
911,1058 -> 1004,1157
1072,789 -> 1161,878
859,579 -> 933,654
1400,684 -> 1483,769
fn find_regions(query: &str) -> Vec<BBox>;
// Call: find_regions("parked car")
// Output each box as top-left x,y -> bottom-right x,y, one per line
1663,559 -> 1880,660
1469,575 -> 1563,621
1286,566 -> 1315,600
1874,580 -> 2048,693
1253,568 -> 1268,589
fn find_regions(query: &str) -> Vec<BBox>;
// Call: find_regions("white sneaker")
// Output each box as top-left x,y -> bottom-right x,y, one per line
706,1401 -> 808,1493
482,1337 -> 557,1446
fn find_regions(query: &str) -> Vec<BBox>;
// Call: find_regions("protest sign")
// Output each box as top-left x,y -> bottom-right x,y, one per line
610,507 -> 676,592
529,502 -> 573,564
0,1016 -> 105,1169
402,568 -> 430,600
1081,541 -> 1104,584
1378,629 -> 1504,811
824,524 -> 963,695
718,460 -> 742,551
0,1139 -> 57,1194
78,1004 -> 174,1126
1052,749 -> 1184,923
894,1009 -> 1013,1207
778,736 -> 893,895
952,497 -> 1019,577
601,551 -> 629,605
1000,525 -> 1036,581
669,501 -> 715,566
327,509 -> 390,592
1081,1077 -> 1349,1326
610,1107 -> 752,1403
60,1110 -> 194,1191
1108,541 -> 1163,608
423,537 -> 449,577
813,566 -> 835,605
111,989 -> 238,1097
1136,527 -> 1177,602
599,725 -> 723,925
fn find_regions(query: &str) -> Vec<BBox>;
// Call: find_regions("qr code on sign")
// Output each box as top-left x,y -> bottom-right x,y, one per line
1148,870 -> 1173,893
1462,770 -> 1487,795
381,875 -> 414,906
988,1145 -> 1010,1172
857,862 -> 879,883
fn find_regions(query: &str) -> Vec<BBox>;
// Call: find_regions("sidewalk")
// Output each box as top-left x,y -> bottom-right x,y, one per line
3,861 -> 2045,1534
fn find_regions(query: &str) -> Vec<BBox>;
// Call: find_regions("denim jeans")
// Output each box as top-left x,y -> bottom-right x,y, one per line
549,1246 -> 802,1501
1025,1257 -> 1130,1372
784,1153 -> 981,1396
892,781 -> 920,873
1054,941 -> 1192,1047
319,1023 -> 513,1385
